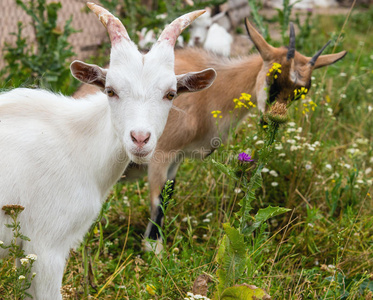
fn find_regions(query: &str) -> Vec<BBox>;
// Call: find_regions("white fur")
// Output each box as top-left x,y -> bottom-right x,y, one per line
0,37 -> 183,299
0,89 -> 126,299
188,11 -> 233,57
204,23 -> 233,57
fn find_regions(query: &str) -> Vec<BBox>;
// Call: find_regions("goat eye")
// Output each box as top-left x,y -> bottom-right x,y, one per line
106,89 -> 116,97
165,91 -> 176,101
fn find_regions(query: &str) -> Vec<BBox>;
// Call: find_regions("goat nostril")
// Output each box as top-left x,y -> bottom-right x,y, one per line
144,133 -> 151,144
130,132 -> 137,143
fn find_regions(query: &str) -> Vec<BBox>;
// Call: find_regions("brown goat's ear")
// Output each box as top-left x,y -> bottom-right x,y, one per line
70,60 -> 107,89
310,51 -> 347,69
245,18 -> 275,61
176,68 -> 217,94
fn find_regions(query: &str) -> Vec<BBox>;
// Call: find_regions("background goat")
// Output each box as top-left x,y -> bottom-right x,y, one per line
188,7 -> 233,57
0,3 -> 216,299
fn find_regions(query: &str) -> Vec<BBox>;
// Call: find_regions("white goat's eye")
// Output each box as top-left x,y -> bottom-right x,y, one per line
106,89 -> 116,97
165,91 -> 176,101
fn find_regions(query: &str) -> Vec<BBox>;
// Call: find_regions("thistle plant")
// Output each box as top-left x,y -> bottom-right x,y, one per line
210,61 -> 318,298
0,205 -> 37,299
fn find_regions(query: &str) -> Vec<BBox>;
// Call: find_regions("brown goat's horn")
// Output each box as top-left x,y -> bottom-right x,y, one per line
245,18 -> 275,61
309,40 -> 331,66
287,22 -> 295,60
87,2 -> 130,45
157,10 -> 205,47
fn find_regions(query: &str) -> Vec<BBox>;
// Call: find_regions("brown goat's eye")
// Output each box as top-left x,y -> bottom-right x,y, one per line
106,89 -> 116,97
165,91 -> 176,101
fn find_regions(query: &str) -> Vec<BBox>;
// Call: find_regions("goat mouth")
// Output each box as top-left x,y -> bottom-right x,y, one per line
132,150 -> 151,158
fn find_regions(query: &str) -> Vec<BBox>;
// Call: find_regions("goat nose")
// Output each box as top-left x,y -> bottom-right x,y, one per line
195,37 -> 200,45
130,131 -> 151,147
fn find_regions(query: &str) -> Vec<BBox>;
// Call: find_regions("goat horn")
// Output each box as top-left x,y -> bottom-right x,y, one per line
287,22 -> 295,60
157,10 -> 205,47
87,2 -> 130,44
309,40 -> 331,66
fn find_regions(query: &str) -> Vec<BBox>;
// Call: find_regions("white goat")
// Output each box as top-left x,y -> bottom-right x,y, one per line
188,7 -> 213,47
0,3 -> 216,299
204,23 -> 233,57
188,8 -> 233,57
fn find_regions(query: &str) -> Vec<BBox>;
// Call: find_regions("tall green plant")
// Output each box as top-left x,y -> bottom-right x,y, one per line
210,62 -> 314,298
247,0 -> 270,40
1,0 -> 77,93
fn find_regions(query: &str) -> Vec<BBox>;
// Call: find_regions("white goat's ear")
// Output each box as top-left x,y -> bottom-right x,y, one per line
176,68 -> 216,94
70,60 -> 107,89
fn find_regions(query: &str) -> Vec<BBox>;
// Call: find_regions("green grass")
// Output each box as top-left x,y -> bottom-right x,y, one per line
0,6 -> 369,300
58,7 -> 373,300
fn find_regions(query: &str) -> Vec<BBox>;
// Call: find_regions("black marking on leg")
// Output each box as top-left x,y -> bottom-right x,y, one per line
204,148 -> 217,158
148,179 -> 176,240
148,204 -> 164,240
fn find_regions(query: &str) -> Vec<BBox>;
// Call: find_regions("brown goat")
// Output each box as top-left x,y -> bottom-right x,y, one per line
74,20 -> 346,253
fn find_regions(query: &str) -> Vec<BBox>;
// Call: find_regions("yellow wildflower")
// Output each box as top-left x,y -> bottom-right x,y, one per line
267,62 -> 282,79
211,110 -> 222,118
233,93 -> 254,110
146,284 -> 156,295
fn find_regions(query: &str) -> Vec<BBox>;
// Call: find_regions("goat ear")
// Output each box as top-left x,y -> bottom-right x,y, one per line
310,51 -> 347,69
70,61 -> 107,89
245,18 -> 274,61
176,68 -> 217,94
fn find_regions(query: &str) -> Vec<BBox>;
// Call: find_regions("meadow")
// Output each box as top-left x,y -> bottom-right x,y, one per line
0,1 -> 372,299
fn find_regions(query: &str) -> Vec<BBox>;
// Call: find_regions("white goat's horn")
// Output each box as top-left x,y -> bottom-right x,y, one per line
87,2 -> 130,44
157,10 -> 205,47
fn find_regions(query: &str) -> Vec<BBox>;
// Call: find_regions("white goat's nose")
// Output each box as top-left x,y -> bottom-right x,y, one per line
130,131 -> 151,148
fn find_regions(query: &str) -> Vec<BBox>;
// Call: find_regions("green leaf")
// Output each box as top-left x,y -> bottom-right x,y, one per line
212,159 -> 239,181
216,224 -> 247,296
19,234 -> 31,241
243,206 -> 291,235
220,284 -> 271,299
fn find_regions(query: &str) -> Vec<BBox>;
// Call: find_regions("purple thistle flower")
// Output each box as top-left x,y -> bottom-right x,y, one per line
238,152 -> 254,162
